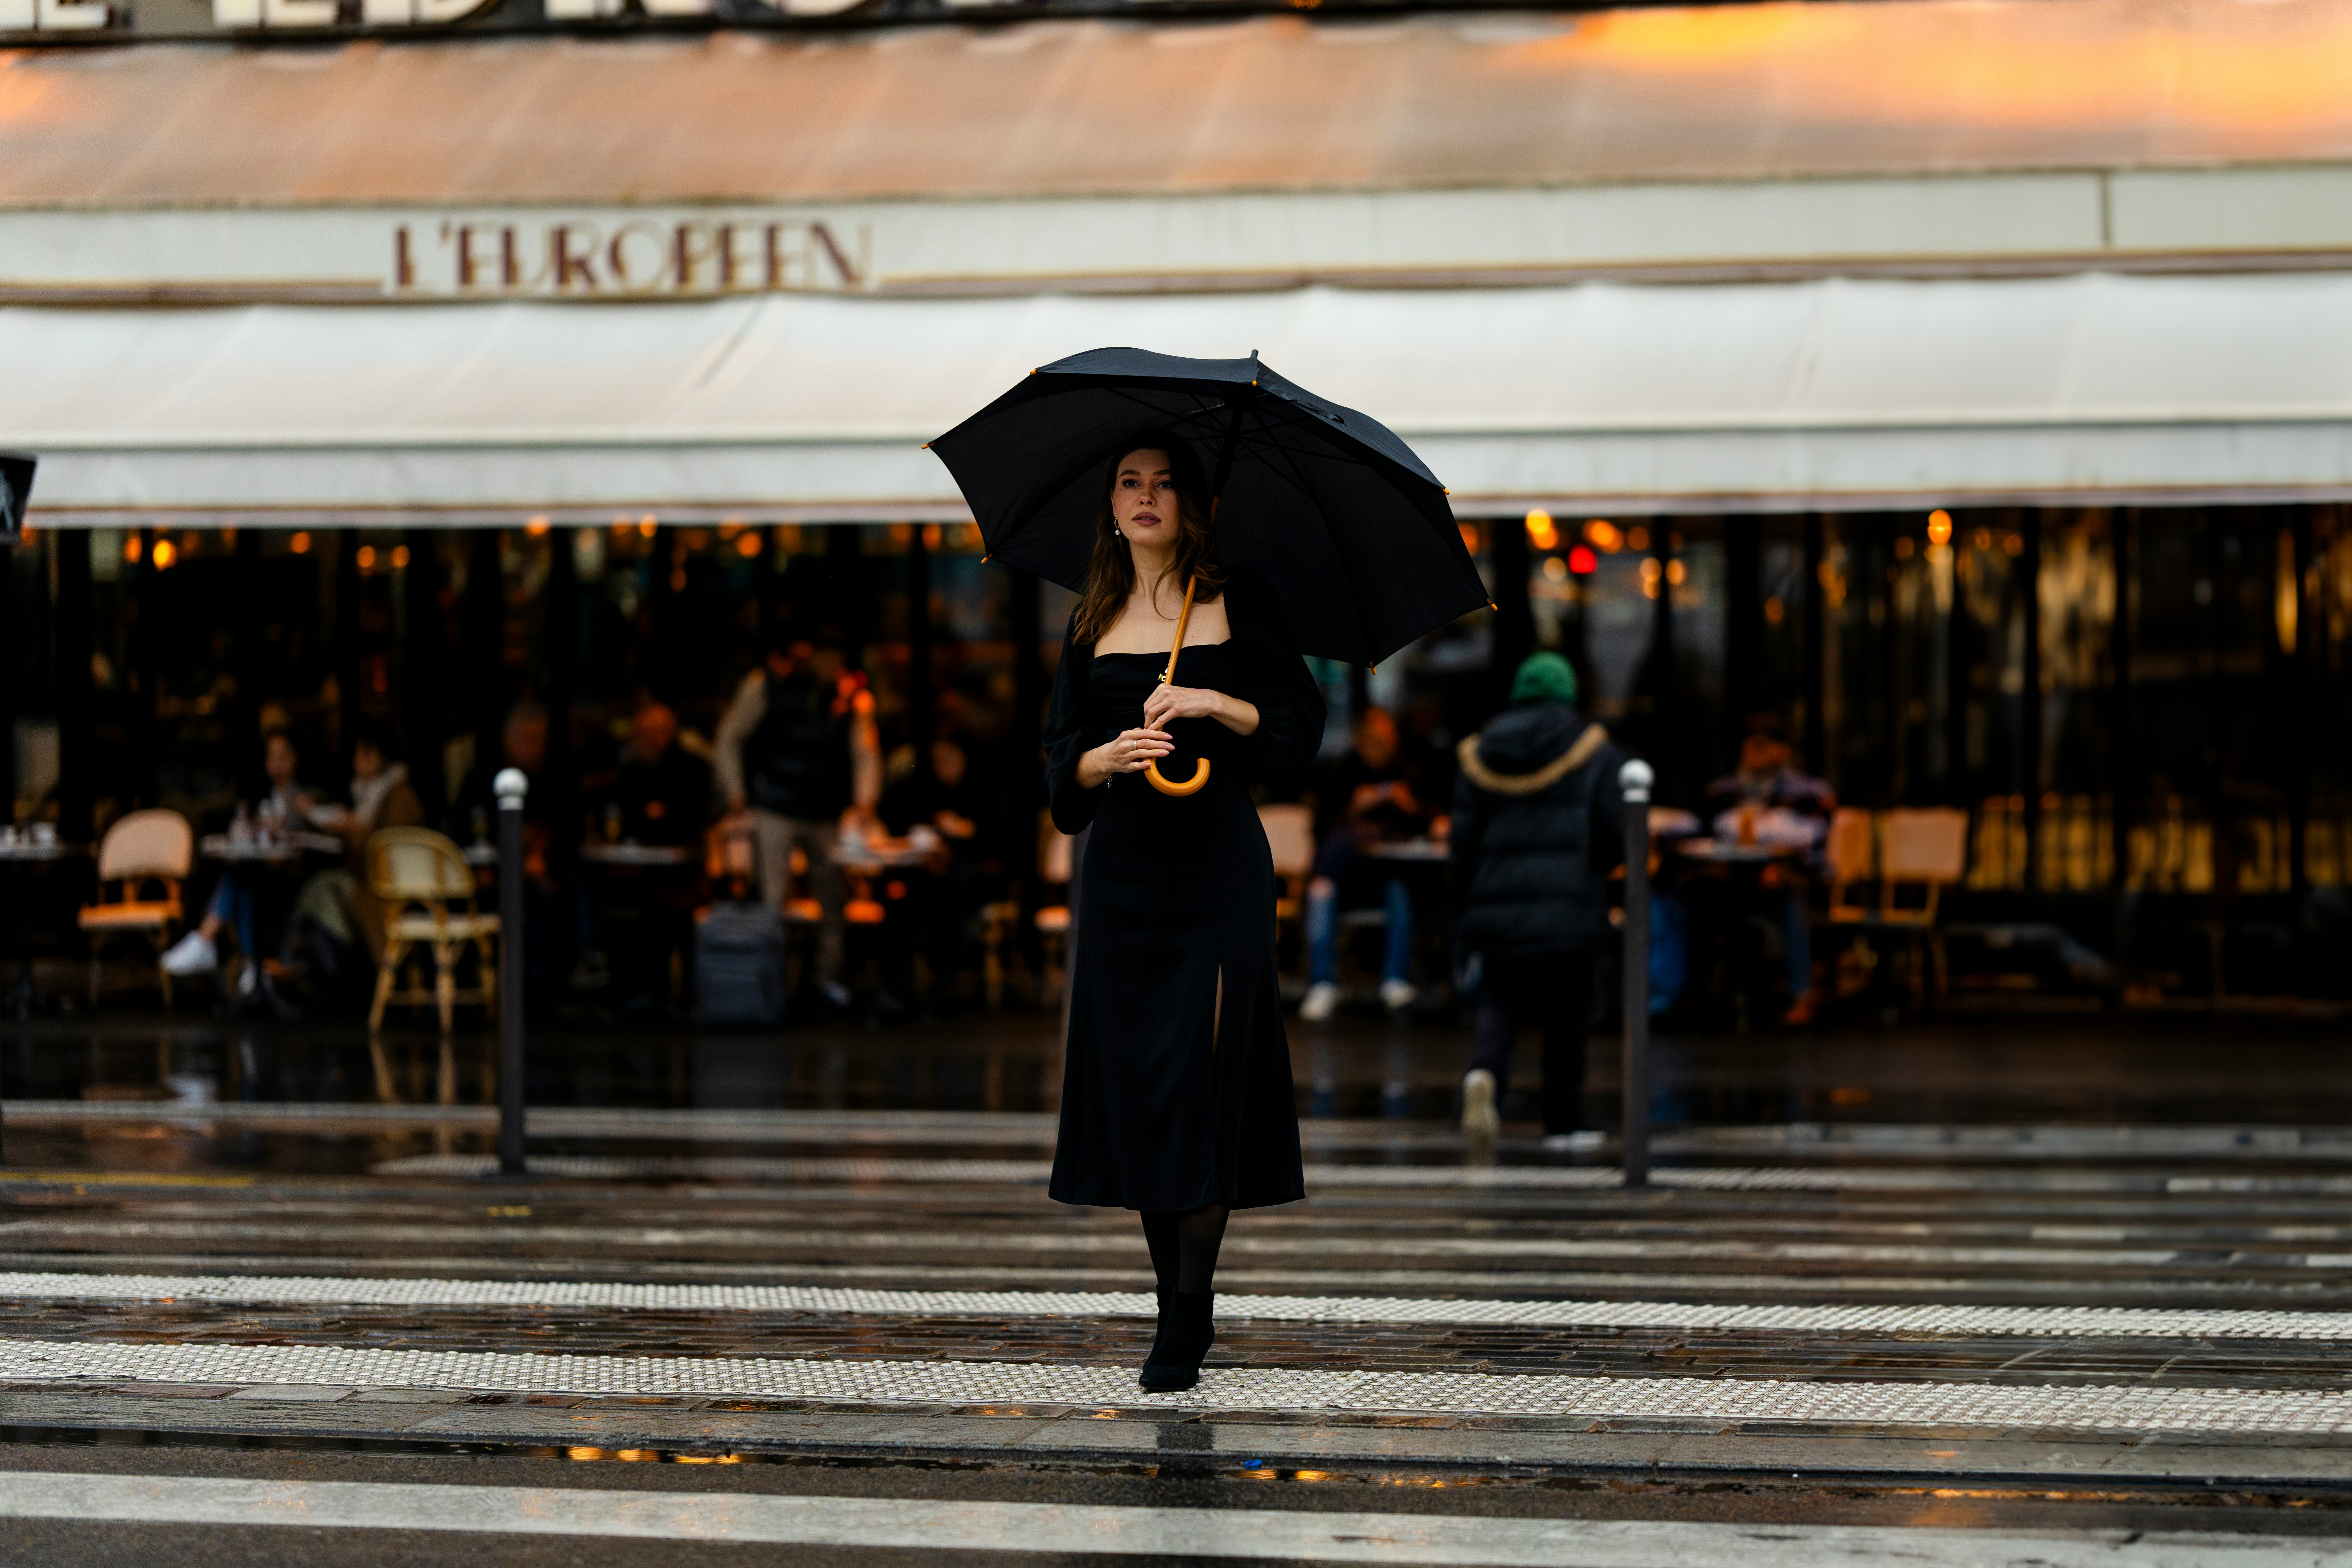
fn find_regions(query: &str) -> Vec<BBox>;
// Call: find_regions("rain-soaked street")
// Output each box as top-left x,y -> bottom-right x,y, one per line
8,1007 -> 2352,1564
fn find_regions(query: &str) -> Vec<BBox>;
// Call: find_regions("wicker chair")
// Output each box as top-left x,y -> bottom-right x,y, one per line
78,809 -> 193,1007
365,827 -> 500,1034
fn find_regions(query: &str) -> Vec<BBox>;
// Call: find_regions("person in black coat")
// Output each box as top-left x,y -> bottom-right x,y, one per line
1449,652 -> 1627,1143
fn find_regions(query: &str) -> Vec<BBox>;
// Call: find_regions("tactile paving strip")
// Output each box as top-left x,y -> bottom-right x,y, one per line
8,1272 -> 2352,1339
5,1335 -> 2350,1431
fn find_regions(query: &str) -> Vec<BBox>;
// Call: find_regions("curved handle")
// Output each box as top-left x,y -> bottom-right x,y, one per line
1146,757 -> 1211,797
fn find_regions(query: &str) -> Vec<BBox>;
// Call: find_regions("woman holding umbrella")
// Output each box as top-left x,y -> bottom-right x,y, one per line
1041,434 -> 1324,1392
931,349 -> 1489,1394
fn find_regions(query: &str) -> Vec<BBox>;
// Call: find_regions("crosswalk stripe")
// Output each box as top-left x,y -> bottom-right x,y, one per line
5,1336 -> 2349,1430
10,1270 -> 2352,1338
2,1472 -> 2338,1564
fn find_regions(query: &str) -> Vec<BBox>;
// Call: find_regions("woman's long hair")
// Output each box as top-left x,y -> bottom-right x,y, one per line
1070,433 -> 1225,646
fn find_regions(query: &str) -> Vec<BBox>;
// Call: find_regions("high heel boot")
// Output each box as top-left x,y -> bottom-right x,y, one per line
1138,1291 -> 1215,1392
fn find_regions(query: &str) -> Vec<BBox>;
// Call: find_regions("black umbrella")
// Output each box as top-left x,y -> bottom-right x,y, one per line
927,347 -> 1491,669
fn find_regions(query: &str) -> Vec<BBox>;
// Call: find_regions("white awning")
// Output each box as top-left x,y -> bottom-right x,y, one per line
16,271 -> 2352,524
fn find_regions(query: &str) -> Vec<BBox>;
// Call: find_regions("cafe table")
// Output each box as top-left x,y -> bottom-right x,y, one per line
0,836 -> 90,1018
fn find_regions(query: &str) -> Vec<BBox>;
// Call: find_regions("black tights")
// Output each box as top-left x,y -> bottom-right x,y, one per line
1139,1204 -> 1229,1295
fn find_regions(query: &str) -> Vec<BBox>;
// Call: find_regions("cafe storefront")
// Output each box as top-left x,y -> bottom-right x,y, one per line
6,0 -> 2352,1001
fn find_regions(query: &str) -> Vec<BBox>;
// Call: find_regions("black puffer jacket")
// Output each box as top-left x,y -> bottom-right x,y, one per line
1449,702 -> 1628,956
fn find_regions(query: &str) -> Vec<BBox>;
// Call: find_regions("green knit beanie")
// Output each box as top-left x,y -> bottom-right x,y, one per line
1510,651 -> 1578,706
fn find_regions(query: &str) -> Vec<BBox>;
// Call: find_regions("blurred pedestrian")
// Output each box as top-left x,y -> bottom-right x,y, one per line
1448,652 -> 1626,1145
715,625 -> 880,1013
1703,712 -> 1834,1026
1298,705 -> 1430,1020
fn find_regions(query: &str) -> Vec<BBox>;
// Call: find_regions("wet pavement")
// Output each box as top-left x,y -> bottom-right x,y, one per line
7,1008 -> 2352,1562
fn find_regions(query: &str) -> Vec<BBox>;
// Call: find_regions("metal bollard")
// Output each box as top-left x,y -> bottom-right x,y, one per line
1618,758 -> 1654,1189
494,767 -> 529,1177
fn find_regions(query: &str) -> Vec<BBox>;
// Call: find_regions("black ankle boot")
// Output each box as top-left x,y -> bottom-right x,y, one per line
1138,1291 -> 1214,1392
1141,1289 -> 1173,1366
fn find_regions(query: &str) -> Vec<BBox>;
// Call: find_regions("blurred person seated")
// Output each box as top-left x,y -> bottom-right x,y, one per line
875,736 -> 987,1017
714,624 -> 880,1014
1702,711 -> 1836,1027
161,729 -> 317,992
586,701 -> 715,1014
447,700 -> 568,997
1298,705 -> 1432,1020
600,702 -> 714,849
448,701 -> 551,854
286,721 -> 429,1003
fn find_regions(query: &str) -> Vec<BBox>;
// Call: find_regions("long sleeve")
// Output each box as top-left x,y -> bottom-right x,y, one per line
1227,568 -> 1326,793
1042,617 -> 1100,836
711,670 -> 767,804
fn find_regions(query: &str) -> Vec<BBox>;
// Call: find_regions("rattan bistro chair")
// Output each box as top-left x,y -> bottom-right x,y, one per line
365,827 -> 500,1035
78,809 -> 194,1007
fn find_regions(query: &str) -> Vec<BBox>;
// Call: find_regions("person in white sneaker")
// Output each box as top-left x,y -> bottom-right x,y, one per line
1449,654 -> 1629,1142
1299,707 -> 1432,1020
162,730 -> 317,980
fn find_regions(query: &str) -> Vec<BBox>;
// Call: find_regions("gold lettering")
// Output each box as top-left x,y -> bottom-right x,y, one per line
499,226 -> 527,289
453,224 -> 496,289
551,224 -> 600,291
393,224 -> 415,290
672,221 -> 723,292
811,222 -> 863,289
763,223 -> 797,290
717,223 -> 759,290
607,221 -> 671,292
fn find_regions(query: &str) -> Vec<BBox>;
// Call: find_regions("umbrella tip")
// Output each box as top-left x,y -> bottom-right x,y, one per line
1487,600 -> 1499,611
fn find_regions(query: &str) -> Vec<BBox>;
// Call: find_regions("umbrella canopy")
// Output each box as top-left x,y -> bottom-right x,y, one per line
927,347 -> 1490,668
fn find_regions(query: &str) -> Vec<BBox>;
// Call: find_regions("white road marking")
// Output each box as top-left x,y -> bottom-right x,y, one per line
0,1218 -> 2289,1271
0,1472 -> 2341,1564
358,1152 -> 2352,1193
4,1336 -> 2350,1430
9,1270 -> 2352,1339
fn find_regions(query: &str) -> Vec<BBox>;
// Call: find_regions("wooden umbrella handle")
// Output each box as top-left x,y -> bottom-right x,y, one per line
1146,575 -> 1211,797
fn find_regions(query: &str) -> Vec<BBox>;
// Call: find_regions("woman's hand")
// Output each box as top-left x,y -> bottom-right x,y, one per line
1144,684 -> 1259,736
1141,683 -> 1226,732
1078,726 -> 1173,788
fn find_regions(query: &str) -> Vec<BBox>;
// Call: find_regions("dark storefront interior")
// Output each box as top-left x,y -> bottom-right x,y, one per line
5,502 -> 2348,1011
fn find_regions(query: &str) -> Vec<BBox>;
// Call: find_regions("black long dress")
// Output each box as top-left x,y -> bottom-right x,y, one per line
1044,566 -> 1327,1213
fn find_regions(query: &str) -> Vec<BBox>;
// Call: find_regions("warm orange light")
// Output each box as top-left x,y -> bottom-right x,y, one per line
1666,558 -> 1687,586
1625,525 -> 1651,552
717,520 -> 743,541
392,545 -> 412,569
1638,556 -> 1663,598
289,531 -> 312,555
151,540 -> 177,569
124,535 -> 142,564
639,517 -> 658,539
1926,510 -> 1954,546
922,523 -> 943,552
735,532 -> 762,559
1585,519 -> 1623,553
1457,522 -> 1482,554
356,545 -> 378,571
1525,510 -> 1558,551
525,517 -> 551,538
